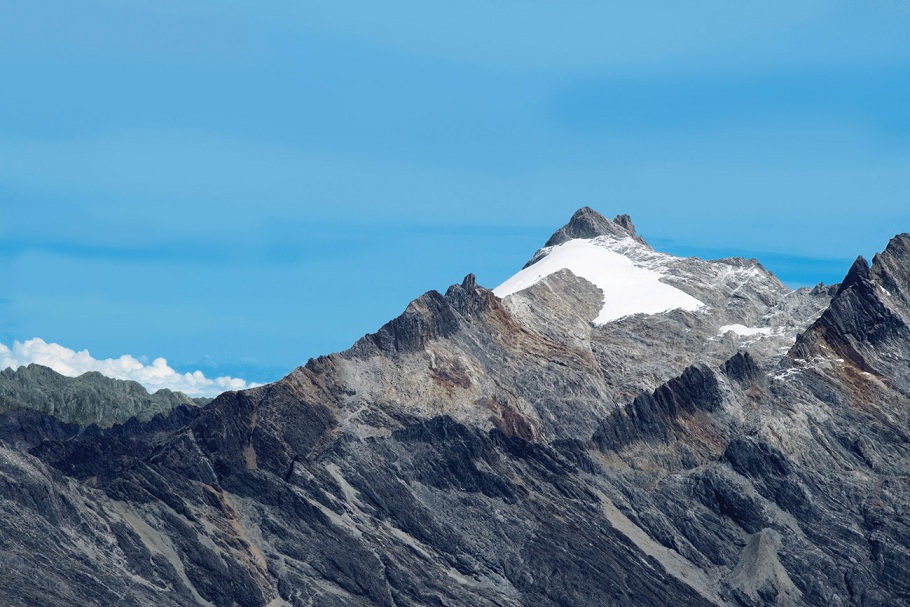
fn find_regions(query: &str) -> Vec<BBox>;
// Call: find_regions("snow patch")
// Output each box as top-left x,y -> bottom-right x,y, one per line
718,324 -> 773,337
493,238 -> 704,324
772,368 -> 802,382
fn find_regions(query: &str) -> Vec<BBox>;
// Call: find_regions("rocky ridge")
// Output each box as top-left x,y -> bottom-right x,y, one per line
0,363 -> 208,428
0,208 -> 908,606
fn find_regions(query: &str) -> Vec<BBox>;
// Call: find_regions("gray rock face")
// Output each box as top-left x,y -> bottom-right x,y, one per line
1,208 -> 910,606
0,363 -> 206,427
542,206 -> 646,249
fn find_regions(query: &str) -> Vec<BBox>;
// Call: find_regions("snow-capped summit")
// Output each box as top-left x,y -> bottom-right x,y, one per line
493,236 -> 705,324
493,208 -> 836,384
495,209 -> 722,324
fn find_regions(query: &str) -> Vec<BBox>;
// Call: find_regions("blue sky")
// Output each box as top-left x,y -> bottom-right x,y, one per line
2,0 -> 909,392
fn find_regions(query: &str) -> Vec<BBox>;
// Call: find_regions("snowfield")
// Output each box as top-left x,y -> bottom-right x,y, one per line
493,238 -> 705,324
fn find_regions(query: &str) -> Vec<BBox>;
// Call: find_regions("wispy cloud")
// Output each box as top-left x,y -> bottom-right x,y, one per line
0,338 -> 258,397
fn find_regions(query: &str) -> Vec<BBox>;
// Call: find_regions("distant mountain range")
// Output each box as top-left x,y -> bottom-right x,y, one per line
1,207 -> 909,606
0,363 -> 209,428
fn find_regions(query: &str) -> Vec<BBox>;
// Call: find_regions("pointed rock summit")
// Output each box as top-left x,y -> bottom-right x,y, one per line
835,256 -> 871,296
790,233 -> 910,382
544,207 -> 648,248
612,213 -> 634,230
871,233 -> 910,308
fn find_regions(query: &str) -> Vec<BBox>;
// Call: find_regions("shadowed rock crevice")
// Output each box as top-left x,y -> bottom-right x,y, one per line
722,351 -> 761,384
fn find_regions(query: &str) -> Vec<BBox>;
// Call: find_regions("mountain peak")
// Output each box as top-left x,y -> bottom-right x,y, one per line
835,256 -> 871,296
871,233 -> 910,307
544,207 -> 647,248
612,213 -> 640,239
496,208 -> 707,324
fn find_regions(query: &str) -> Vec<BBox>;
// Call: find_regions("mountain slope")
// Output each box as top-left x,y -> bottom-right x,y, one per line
1,208 -> 908,607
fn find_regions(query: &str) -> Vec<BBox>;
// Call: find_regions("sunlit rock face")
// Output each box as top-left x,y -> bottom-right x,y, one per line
2,208 -> 909,607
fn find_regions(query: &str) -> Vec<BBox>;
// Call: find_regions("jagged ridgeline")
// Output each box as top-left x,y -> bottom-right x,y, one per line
1,208 -> 909,607
0,364 -> 212,428
0,363 -> 209,428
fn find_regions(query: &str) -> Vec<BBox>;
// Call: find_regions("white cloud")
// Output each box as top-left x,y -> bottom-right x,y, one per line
0,338 -> 259,397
